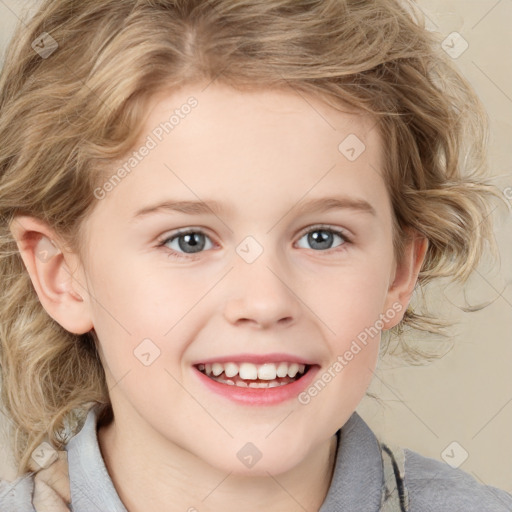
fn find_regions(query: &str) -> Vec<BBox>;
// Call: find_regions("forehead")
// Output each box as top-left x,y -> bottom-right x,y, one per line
145,82 -> 377,148
88,83 -> 388,226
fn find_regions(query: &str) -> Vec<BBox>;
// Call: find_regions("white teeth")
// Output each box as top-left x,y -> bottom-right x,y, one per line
276,362 -> 289,378
287,363 -> 299,378
224,362 -> 239,378
248,381 -> 282,388
247,380 -> 287,388
208,374 -> 289,388
239,362 -> 258,380
258,363 -> 277,380
199,361 -> 309,381
212,363 -> 224,376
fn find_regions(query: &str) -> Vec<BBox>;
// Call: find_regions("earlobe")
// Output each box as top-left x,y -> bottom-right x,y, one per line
9,216 -> 93,335
382,232 -> 429,330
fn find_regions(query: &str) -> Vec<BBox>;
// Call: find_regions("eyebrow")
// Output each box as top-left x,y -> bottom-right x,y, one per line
131,195 -> 377,221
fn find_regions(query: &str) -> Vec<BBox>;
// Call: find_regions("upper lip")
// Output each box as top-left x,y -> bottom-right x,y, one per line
192,353 -> 317,366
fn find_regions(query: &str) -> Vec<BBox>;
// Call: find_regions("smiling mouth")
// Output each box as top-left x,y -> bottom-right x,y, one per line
195,361 -> 311,388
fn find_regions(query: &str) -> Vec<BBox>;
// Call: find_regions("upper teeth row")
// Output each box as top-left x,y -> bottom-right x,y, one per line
198,362 -> 307,380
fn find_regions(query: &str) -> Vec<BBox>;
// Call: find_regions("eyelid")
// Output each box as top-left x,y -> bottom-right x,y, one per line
295,223 -> 353,244
157,226 -> 215,244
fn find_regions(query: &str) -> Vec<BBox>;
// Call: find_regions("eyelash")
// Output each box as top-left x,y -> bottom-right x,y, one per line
157,225 -> 352,261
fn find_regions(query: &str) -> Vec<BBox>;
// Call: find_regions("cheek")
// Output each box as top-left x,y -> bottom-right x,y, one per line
311,264 -> 391,345
86,255 -> 206,376
87,252 -> 184,332
296,269 -> 389,428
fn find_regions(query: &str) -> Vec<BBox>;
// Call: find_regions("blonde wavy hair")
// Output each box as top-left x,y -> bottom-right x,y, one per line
0,0 -> 506,476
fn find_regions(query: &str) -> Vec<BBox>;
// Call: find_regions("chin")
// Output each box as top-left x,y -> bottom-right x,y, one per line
199,442 -> 310,477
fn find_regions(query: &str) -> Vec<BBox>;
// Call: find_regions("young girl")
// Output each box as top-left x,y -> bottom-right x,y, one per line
0,0 -> 511,511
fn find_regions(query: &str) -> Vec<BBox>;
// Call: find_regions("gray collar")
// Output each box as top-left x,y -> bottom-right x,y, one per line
66,404 -> 127,512
320,411 -> 383,511
66,404 -> 383,512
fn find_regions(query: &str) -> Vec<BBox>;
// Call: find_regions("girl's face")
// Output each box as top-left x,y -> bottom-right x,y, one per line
75,83 -> 421,475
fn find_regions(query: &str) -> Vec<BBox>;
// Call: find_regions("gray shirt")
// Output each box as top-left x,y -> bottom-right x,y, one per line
1,403 -> 512,511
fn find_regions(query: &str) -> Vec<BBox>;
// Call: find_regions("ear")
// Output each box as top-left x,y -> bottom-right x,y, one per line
382,230 -> 428,330
9,215 -> 93,335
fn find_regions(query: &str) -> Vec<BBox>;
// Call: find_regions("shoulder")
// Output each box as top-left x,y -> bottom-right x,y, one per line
403,448 -> 512,511
0,474 -> 36,512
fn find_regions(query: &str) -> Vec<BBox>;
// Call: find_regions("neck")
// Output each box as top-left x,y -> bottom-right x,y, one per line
97,416 -> 339,512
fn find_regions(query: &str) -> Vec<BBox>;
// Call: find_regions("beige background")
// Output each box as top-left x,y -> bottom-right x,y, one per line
0,0 -> 511,495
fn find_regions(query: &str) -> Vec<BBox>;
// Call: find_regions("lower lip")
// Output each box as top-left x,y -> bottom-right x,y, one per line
193,365 -> 320,405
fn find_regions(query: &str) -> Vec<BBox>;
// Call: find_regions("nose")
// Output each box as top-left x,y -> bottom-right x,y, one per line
223,254 -> 301,330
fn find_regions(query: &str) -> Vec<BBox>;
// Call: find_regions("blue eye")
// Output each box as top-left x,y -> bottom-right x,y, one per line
296,226 -> 350,251
159,230 -> 214,259
158,225 -> 351,260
